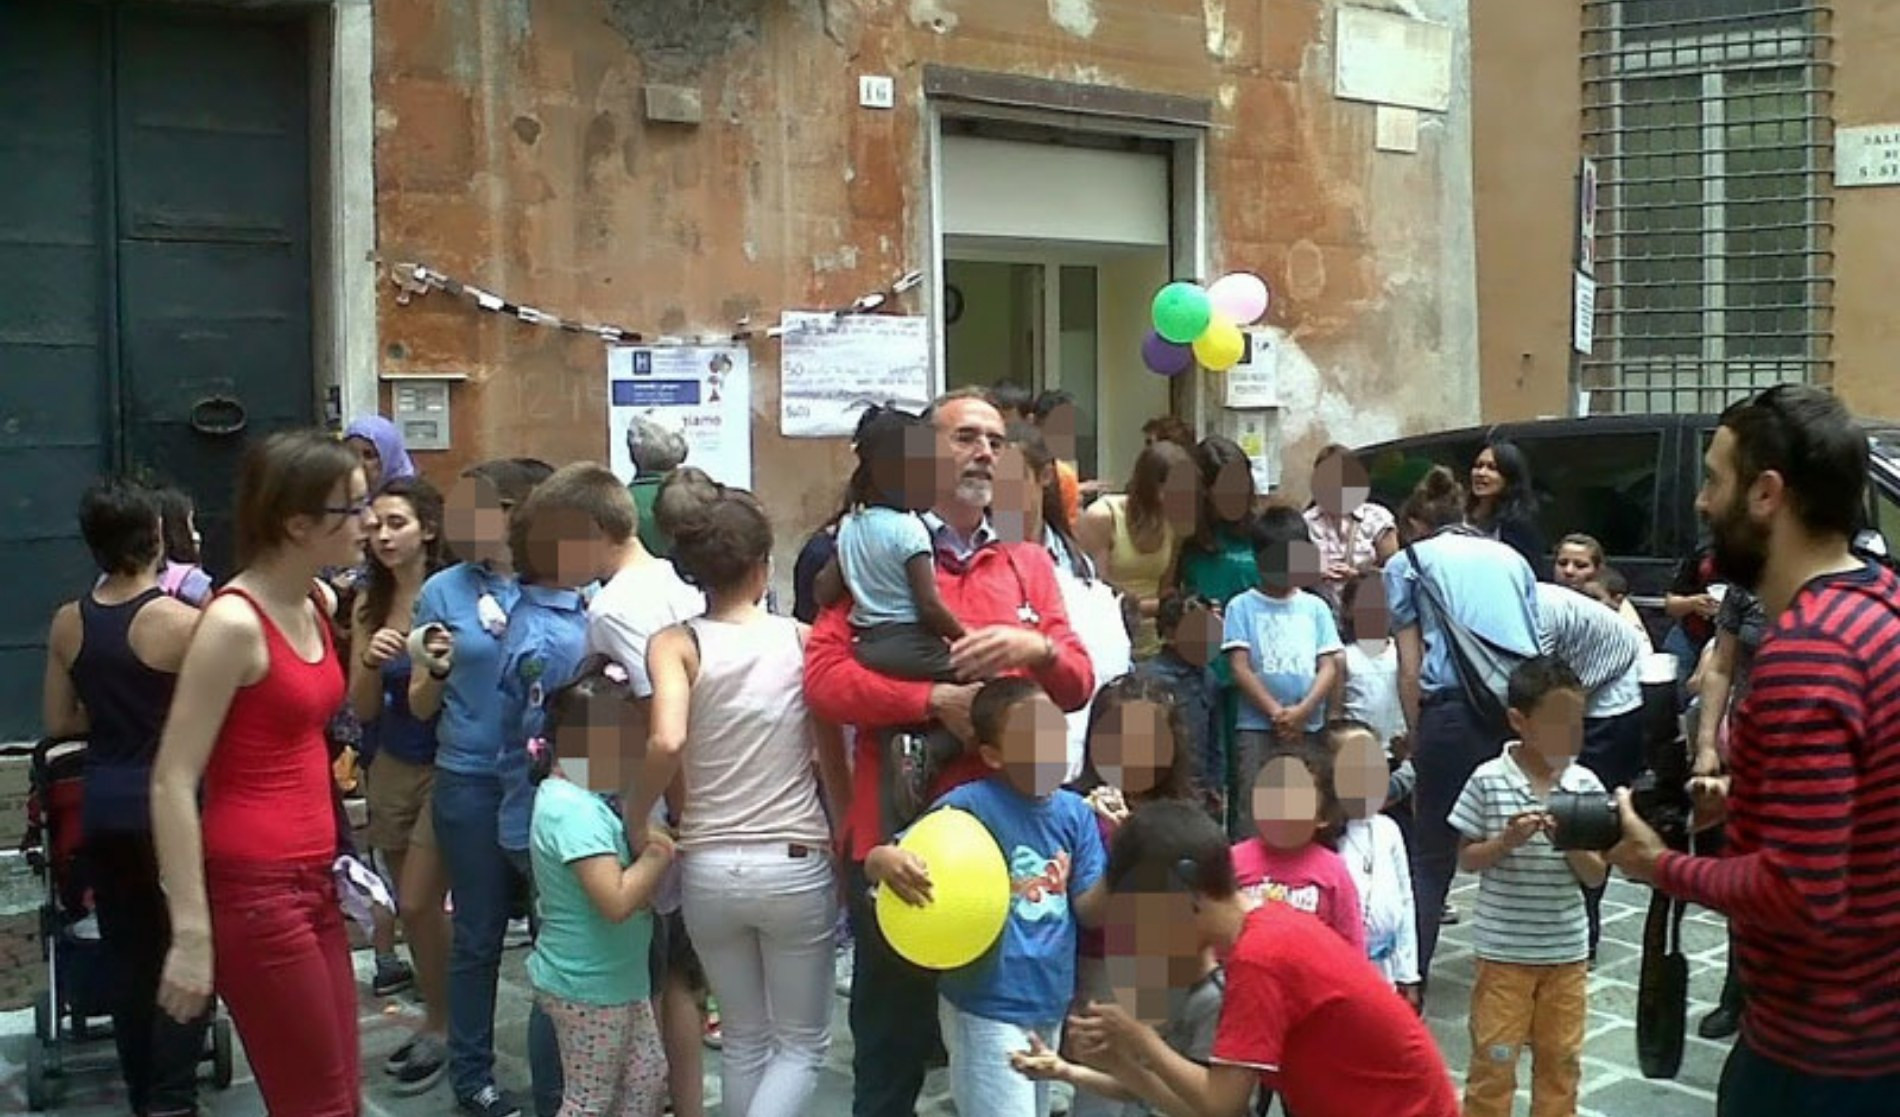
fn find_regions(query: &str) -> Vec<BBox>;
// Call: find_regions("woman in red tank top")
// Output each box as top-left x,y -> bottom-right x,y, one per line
152,430 -> 370,1117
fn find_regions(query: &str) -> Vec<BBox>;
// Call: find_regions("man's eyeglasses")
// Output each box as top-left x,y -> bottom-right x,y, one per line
951,427 -> 1007,454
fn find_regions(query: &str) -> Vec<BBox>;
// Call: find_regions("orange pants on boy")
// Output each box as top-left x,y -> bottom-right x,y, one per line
1464,958 -> 1588,1117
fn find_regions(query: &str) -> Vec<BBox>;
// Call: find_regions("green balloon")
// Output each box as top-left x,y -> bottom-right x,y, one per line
1151,283 -> 1213,344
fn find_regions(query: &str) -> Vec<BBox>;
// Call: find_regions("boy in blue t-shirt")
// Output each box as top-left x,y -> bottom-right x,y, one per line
1220,507 -> 1344,835
867,677 -> 1109,1117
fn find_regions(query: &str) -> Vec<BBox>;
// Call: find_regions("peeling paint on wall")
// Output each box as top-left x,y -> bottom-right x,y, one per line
603,0 -> 767,77
907,0 -> 960,34
1048,0 -> 1100,38
1202,0 -> 1227,59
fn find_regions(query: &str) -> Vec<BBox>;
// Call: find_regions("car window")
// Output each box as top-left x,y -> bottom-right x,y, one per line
1518,431 -> 1664,559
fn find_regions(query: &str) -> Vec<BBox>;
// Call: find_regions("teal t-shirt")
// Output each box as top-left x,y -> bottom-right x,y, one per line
526,778 -> 654,1005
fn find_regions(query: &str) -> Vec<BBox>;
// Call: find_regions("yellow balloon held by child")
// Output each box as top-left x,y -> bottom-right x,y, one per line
875,808 -> 1011,971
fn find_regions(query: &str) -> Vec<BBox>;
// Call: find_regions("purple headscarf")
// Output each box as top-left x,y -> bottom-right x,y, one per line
343,414 -> 417,486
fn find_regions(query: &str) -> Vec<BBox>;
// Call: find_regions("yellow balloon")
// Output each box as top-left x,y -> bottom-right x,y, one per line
875,808 -> 1010,970
1193,317 -> 1245,371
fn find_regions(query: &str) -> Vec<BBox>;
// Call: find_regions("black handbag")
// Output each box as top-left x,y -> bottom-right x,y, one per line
1401,535 -> 1527,740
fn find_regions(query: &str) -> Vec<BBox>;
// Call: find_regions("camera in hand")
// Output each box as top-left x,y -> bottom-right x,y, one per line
1545,654 -> 1695,853
1546,768 -> 1691,852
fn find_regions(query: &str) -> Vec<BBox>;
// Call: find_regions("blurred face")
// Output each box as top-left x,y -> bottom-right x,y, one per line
903,425 -> 952,512
346,436 -> 383,488
1169,602 -> 1222,667
1210,460 -> 1253,523
1102,890 -> 1212,1022
1038,402 -> 1079,461
983,691 -> 1070,798
525,505 -> 609,587
444,474 -> 511,566
1346,574 -> 1391,654
1470,447 -> 1504,500
566,687 -> 640,793
1331,728 -> 1388,820
1255,537 -> 1322,592
1090,699 -> 1176,799
367,494 -> 432,572
1553,543 -> 1599,588
1160,464 -> 1199,536
1251,756 -> 1319,851
989,445 -> 1039,544
1506,687 -> 1586,770
934,399 -> 1007,515
1312,453 -> 1370,519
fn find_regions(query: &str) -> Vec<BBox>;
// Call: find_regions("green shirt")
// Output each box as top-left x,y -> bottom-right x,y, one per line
630,477 -> 673,558
526,778 -> 655,1005
1177,526 -> 1259,611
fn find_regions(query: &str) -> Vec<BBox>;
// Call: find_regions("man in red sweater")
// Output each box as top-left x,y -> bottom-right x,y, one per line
1609,385 -> 1900,1117
804,387 -> 1094,1117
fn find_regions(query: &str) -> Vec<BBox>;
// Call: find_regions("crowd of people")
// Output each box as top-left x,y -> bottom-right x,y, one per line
37,383 -> 1900,1117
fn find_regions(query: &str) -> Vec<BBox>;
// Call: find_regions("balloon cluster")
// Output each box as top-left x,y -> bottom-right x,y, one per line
1143,272 -> 1270,376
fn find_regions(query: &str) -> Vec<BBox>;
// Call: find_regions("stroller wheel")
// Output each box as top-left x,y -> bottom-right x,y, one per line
26,1041 -> 58,1111
210,1017 -> 234,1089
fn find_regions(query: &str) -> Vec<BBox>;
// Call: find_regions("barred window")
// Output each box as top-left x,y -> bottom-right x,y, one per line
1581,1 -> 1833,415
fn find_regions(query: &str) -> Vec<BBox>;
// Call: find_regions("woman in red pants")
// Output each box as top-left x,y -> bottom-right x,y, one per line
152,430 -> 370,1117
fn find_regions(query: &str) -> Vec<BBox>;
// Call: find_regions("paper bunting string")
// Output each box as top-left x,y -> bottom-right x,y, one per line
387,261 -> 924,345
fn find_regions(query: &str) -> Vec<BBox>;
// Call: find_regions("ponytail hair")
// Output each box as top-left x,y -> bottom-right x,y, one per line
528,654 -> 633,785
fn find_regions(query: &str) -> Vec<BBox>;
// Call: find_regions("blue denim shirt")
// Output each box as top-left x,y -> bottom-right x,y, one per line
1137,649 -> 1221,795
497,583 -> 592,852
413,562 -> 521,777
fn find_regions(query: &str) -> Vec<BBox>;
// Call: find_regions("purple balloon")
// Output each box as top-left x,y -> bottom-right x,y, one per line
1142,331 -> 1194,377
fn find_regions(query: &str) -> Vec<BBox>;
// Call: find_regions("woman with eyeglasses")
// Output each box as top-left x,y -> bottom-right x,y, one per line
150,430 -> 372,1115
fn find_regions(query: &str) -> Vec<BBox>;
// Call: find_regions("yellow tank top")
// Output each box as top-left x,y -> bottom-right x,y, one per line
1106,496 -> 1177,659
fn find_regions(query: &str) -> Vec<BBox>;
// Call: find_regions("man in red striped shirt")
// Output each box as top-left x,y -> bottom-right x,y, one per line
1609,385 -> 1900,1117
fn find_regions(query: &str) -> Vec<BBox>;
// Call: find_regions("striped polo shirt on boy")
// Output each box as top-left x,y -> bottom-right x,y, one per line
1449,745 -> 1606,965
1655,563 -> 1900,1078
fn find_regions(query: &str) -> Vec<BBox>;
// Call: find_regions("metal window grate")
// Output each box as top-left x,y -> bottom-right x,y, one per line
1580,0 -> 1834,415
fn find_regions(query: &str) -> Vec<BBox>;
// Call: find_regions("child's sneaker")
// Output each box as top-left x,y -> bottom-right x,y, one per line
391,1034 -> 447,1096
372,955 -> 414,997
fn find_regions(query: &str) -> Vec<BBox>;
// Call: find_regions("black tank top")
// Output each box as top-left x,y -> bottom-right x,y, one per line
70,588 -> 177,830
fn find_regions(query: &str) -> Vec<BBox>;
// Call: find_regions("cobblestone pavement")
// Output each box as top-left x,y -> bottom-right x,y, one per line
0,876 -> 1734,1116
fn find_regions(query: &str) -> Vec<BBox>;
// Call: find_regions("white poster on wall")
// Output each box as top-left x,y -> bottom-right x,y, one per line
1223,331 -> 1280,409
606,345 -> 753,490
779,312 -> 932,438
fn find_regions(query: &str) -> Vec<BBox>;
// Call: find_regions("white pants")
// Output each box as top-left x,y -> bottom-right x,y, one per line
681,845 -> 837,1117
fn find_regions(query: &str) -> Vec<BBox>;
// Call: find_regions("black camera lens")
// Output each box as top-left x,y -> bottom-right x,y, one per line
1548,789 -> 1621,851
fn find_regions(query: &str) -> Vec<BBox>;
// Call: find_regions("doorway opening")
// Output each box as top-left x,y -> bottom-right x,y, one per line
929,92 -> 1208,491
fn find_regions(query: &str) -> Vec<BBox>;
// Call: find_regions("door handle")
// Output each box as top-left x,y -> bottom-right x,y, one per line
188,396 -> 247,437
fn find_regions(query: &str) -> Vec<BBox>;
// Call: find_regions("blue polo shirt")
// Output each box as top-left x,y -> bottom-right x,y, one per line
497,583 -> 593,852
413,562 -> 521,778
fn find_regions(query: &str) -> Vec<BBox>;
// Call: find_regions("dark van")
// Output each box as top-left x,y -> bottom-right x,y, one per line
1353,414 -> 1900,611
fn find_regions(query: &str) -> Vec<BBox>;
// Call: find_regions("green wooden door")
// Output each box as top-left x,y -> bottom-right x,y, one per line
0,2 -> 314,740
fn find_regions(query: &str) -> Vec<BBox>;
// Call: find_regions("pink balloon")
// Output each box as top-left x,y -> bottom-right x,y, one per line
1208,272 -> 1270,325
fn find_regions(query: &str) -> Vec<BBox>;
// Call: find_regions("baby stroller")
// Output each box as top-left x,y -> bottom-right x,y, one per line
8,736 -> 233,1111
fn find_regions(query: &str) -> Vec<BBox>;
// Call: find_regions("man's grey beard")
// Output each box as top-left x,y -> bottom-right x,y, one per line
956,477 -> 993,510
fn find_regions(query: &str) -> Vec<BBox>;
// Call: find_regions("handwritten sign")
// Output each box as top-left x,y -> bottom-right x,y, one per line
779,313 -> 932,438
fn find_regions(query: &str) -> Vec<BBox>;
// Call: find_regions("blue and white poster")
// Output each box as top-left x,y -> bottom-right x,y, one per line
606,344 -> 752,490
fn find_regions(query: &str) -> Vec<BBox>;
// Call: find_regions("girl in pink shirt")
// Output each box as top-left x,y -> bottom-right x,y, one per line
1232,741 -> 1365,952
